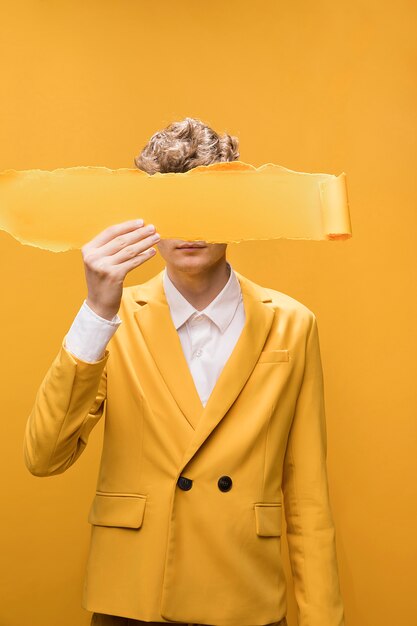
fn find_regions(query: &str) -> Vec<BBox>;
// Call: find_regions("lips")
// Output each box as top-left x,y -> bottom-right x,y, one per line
176,243 -> 207,249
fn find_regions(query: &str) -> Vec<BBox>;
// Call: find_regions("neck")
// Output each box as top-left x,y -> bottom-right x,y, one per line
166,258 -> 231,310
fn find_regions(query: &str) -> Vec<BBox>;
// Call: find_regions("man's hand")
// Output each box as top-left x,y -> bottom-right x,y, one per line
82,219 -> 160,320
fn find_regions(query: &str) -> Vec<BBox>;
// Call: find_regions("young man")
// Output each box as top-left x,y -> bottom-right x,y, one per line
24,118 -> 345,626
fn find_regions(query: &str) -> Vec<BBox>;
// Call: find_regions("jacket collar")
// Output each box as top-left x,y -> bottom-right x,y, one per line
132,269 -> 274,471
131,268 -> 273,308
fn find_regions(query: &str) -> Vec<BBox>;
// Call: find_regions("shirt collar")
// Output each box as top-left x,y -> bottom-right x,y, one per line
163,262 -> 242,333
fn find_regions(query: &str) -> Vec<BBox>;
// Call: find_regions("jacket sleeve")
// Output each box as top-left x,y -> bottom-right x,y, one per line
282,313 -> 345,626
23,335 -> 109,477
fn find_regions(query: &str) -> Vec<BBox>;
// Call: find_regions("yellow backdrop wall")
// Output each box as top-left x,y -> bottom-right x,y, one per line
0,1 -> 416,625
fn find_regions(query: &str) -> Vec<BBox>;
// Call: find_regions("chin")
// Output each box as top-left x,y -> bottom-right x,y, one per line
175,258 -> 208,273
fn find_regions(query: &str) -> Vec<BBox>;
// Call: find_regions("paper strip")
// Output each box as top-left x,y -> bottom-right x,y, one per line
0,161 -> 351,252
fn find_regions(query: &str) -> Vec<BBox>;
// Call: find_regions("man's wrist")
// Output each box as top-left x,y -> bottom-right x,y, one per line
85,298 -> 119,322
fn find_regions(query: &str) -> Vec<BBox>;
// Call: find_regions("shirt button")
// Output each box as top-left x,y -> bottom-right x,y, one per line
194,314 -> 203,322
195,349 -> 203,357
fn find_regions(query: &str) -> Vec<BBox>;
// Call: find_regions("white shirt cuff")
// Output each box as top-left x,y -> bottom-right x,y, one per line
64,300 -> 122,363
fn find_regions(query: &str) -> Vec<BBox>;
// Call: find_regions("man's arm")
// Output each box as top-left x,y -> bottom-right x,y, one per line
282,313 -> 345,626
23,218 -> 160,477
24,299 -> 120,476
23,335 -> 109,477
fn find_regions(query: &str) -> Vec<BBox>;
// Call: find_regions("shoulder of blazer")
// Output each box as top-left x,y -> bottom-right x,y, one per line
234,271 -> 316,320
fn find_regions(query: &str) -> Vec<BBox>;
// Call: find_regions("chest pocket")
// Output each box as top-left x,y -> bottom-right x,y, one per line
258,349 -> 289,363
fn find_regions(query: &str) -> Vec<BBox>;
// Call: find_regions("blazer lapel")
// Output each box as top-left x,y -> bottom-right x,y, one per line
133,272 -> 203,430
132,270 -> 275,468
178,273 -> 275,471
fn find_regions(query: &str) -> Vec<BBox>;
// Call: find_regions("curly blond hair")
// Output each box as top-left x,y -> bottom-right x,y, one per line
134,117 -> 240,175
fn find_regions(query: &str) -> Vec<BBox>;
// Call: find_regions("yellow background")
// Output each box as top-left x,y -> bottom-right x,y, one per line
1,1 -> 416,625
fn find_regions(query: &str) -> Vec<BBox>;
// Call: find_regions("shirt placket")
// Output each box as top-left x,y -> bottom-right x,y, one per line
188,313 -> 212,403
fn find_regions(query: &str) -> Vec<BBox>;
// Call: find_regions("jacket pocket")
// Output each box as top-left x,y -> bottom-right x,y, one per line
254,503 -> 282,536
88,492 -> 147,528
258,349 -> 289,363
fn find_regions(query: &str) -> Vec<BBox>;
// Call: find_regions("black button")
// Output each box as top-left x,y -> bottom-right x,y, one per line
177,476 -> 193,491
218,475 -> 233,492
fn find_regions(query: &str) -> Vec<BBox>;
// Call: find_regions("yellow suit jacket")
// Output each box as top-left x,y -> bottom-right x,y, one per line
24,270 -> 344,626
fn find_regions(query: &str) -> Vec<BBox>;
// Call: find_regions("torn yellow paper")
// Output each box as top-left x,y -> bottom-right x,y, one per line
0,161 -> 351,252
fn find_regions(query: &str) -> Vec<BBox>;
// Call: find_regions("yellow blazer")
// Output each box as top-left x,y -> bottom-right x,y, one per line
24,270 -> 344,626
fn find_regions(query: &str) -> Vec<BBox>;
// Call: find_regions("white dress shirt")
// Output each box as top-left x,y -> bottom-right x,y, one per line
64,263 -> 245,407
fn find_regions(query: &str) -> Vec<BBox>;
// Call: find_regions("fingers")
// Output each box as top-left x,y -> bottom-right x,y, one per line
110,230 -> 161,266
81,218 -> 161,282
99,223 -> 158,258
82,219 -> 145,252
116,245 -> 158,274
